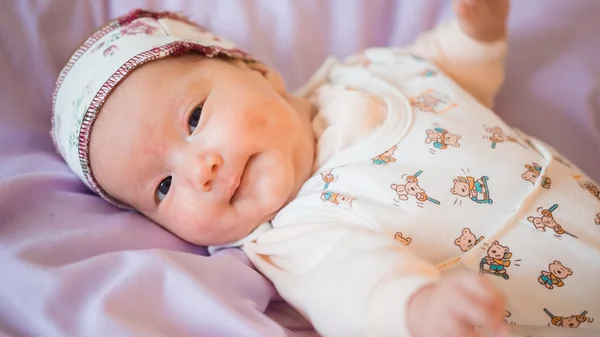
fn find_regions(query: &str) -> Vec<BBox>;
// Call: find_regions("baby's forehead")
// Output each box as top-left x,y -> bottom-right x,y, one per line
101,56 -> 204,115
119,54 -> 200,83
112,55 -> 232,98
95,71 -> 186,142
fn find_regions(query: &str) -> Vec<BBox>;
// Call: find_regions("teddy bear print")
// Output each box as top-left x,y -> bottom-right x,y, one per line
484,126 -> 522,149
538,260 -> 573,290
372,145 -> 397,165
391,170 -> 440,205
321,191 -> 354,207
394,232 -> 412,246
479,240 -> 512,280
527,204 -> 577,238
479,241 -> 512,279
320,170 -> 336,189
521,162 -> 551,189
454,228 -> 484,252
425,127 -> 461,150
558,314 -> 590,329
580,181 -> 600,201
543,308 -> 592,329
409,89 -> 457,114
595,213 -> 600,225
451,175 -> 493,204
503,310 -> 512,324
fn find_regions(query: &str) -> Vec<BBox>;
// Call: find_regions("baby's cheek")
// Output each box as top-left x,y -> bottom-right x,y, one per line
255,153 -> 296,203
165,196 -> 219,230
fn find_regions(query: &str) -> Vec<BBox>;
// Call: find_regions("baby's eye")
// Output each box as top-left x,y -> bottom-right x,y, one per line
156,176 -> 172,202
188,106 -> 202,134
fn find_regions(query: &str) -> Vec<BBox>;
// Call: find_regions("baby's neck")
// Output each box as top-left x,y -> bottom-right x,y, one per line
284,93 -> 317,123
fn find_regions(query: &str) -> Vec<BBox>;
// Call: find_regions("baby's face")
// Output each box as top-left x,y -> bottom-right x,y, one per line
89,56 -> 315,245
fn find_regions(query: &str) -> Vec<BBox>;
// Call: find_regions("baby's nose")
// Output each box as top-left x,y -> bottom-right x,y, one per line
188,152 -> 223,192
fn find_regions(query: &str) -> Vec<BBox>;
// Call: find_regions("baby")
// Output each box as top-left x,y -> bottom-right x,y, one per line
52,1 -> 600,336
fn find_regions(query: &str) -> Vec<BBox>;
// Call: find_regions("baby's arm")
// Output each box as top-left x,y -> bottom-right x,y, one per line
404,0 -> 509,108
244,223 -> 437,337
243,223 -> 507,337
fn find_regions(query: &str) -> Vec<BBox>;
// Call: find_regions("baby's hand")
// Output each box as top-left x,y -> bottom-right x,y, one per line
453,0 -> 509,42
408,272 -> 508,337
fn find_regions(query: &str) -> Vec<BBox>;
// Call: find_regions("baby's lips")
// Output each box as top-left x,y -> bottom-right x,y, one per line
226,169 -> 243,202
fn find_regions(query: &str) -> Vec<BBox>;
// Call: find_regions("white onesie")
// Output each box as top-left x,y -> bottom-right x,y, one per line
235,20 -> 600,337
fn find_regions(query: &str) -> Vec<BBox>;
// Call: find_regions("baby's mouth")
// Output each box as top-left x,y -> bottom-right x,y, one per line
230,154 -> 255,204
229,170 -> 244,204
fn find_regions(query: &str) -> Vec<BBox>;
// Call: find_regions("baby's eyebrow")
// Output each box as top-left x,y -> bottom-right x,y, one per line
173,80 -> 201,127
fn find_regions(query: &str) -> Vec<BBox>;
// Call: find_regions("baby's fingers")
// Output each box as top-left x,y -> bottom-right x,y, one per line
457,273 -> 503,305
448,297 -> 507,337
451,273 -> 507,332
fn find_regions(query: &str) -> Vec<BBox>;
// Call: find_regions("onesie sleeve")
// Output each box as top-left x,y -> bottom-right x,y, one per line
242,222 -> 440,337
403,19 -> 507,108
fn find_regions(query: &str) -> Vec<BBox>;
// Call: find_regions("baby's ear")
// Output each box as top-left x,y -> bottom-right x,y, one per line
244,61 -> 287,95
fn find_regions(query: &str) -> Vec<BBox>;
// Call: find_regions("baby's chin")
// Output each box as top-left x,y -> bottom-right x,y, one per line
235,182 -> 290,225
157,189 -> 293,247
174,220 -> 255,247
189,196 -> 288,246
